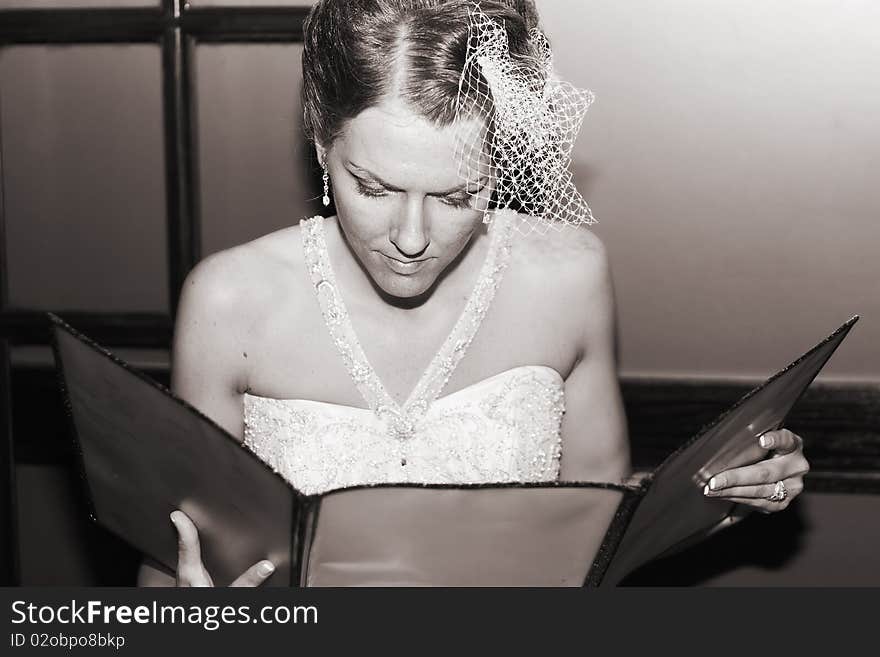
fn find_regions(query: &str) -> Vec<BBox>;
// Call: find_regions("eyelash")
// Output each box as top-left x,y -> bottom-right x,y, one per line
355,180 -> 388,199
354,180 -> 474,210
440,195 -> 474,210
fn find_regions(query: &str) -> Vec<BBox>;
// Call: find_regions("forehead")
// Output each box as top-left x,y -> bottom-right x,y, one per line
335,97 -> 486,187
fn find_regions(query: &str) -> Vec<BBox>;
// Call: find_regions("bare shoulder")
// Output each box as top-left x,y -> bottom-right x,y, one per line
509,216 -> 610,283
508,218 -> 614,347
177,224 -> 304,326
172,224 -> 306,395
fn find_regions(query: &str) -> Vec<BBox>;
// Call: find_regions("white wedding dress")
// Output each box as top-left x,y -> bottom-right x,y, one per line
242,213 -> 565,495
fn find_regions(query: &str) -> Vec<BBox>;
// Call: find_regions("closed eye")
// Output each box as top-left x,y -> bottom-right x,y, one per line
353,173 -> 484,208
437,182 -> 487,210
438,194 -> 474,209
355,179 -> 390,198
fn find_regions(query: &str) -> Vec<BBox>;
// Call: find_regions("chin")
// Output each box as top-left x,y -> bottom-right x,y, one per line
375,269 -> 436,300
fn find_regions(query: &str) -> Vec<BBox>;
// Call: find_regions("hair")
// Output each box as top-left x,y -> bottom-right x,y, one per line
301,0 -> 541,149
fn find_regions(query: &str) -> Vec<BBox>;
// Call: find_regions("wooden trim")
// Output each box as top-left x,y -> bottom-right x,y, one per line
803,471 -> 880,495
0,340 -> 20,585
182,7 -> 310,42
8,365 -> 880,493
162,27 -> 200,315
0,311 -> 172,348
0,9 -> 166,44
0,6 -> 310,45
620,377 -> 880,478
0,94 -> 8,311
625,376 -> 880,492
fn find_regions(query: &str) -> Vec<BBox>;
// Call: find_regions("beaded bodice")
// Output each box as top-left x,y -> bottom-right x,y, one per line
242,213 -> 565,495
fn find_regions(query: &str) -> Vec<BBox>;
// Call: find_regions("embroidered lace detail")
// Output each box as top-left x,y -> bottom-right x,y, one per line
243,366 -> 564,495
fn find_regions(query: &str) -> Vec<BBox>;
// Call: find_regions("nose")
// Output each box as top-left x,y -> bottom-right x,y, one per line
389,197 -> 430,258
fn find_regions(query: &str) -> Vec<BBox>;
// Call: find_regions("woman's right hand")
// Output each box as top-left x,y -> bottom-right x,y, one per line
170,510 -> 276,587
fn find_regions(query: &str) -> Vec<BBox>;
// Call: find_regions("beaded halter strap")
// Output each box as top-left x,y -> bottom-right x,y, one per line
301,213 -> 515,443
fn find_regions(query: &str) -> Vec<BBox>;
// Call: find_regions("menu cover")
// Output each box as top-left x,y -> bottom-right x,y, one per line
49,313 -> 857,586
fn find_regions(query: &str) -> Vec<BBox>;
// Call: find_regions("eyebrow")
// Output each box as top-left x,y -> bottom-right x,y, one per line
346,162 -> 488,195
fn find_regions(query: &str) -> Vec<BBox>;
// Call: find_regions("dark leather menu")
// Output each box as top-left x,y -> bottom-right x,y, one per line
599,315 -> 859,585
51,316 -> 301,587
49,313 -> 857,586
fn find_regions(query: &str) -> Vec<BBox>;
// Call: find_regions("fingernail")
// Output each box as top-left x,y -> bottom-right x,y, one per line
709,477 -> 719,491
259,561 -> 275,576
169,511 -> 179,524
760,434 -> 774,449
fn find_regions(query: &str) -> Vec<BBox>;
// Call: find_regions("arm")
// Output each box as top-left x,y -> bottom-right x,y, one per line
168,252 -> 251,439
136,252 -> 252,586
555,232 -> 809,513
558,237 -> 632,484
555,234 -> 808,510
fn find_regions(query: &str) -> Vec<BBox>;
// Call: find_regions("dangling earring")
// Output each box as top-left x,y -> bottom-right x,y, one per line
482,210 -> 493,225
322,163 -> 331,207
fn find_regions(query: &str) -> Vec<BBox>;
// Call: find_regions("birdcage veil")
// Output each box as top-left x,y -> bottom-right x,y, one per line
454,2 -> 596,234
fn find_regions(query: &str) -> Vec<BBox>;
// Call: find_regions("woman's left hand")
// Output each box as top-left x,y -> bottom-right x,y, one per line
702,429 -> 810,513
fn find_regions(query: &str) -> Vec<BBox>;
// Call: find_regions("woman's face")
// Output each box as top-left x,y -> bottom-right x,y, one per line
318,97 -> 492,300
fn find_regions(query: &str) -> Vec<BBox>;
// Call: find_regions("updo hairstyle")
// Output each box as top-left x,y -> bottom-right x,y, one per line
301,0 -> 541,149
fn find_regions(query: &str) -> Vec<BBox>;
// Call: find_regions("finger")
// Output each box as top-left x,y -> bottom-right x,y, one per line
170,511 -> 204,576
230,561 -> 276,588
706,460 -> 784,491
706,477 -> 804,500
759,429 -> 802,455
705,482 -> 780,499
762,450 -> 810,480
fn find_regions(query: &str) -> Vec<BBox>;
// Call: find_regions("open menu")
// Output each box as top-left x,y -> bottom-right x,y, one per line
49,312 -> 857,586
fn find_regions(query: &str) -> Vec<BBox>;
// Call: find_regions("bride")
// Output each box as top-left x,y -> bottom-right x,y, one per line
139,0 -> 809,587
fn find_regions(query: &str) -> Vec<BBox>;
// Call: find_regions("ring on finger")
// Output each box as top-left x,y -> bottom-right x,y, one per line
767,480 -> 788,502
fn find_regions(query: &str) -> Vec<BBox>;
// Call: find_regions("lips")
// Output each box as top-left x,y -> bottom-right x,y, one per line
380,253 -> 429,275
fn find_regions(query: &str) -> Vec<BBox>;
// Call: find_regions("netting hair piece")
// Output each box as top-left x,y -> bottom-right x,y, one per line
454,2 -> 597,234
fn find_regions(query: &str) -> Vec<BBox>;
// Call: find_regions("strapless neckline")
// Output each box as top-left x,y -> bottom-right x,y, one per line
242,362 -> 565,495
243,364 -> 564,412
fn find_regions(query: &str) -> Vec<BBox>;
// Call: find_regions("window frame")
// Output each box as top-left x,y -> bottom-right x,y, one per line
0,0 -> 310,586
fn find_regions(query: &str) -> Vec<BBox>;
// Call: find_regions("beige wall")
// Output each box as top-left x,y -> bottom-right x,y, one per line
4,3 -> 874,379
540,0 -> 879,381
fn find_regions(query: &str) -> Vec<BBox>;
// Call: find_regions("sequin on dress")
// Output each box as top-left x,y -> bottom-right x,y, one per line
242,213 -> 565,495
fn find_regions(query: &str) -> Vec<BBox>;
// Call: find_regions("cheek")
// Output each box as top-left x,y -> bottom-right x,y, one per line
332,188 -> 390,244
424,207 -> 481,254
